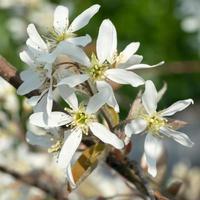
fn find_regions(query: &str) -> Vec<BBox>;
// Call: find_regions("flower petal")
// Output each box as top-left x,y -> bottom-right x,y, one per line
26,131 -> 53,148
53,41 -> 90,66
27,89 -> 48,107
46,83 -> 53,116
127,61 -> 164,70
17,72 -> 44,95
160,99 -> 194,117
67,34 -> 91,47
53,5 -> 69,35
125,119 -> 147,137
118,55 -> 143,69
57,129 -> 82,169
157,82 -> 167,103
96,19 -> 117,63
29,112 -> 72,128
66,165 -> 76,188
117,42 -> 140,64
86,90 -> 108,114
160,126 -> 194,147
27,24 -> 47,51
20,69 -> 34,81
89,122 -> 124,149
105,69 -> 144,87
144,134 -> 162,177
96,80 -> 119,112
69,4 -> 100,32
19,51 -> 35,67
142,80 -> 158,114
58,85 -> 78,110
57,74 -> 89,87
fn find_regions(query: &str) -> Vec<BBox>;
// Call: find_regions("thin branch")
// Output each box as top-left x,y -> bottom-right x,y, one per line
0,165 -> 68,200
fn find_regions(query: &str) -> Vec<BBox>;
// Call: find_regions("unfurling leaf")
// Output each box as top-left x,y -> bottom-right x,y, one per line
71,143 -> 106,186
168,119 -> 188,130
104,105 -> 119,126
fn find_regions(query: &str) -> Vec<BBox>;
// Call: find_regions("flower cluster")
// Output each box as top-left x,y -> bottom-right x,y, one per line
17,4 -> 194,187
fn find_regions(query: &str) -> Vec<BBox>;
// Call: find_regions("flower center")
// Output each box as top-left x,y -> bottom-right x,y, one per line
55,32 -> 75,43
68,107 -> 95,135
88,64 -> 108,81
87,53 -> 109,81
45,30 -> 76,50
144,113 -> 167,135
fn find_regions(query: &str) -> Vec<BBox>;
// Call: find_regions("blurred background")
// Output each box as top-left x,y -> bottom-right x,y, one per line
0,0 -> 200,199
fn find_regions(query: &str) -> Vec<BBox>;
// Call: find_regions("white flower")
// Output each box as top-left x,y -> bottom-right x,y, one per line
47,4 -> 100,47
125,80 -> 194,177
28,96 -> 124,187
17,41 -> 89,117
56,19 -> 163,112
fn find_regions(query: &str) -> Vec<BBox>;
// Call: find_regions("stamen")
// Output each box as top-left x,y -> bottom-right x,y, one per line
143,113 -> 167,135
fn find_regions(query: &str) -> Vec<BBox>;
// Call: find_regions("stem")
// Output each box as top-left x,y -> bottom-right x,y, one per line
0,165 -> 68,200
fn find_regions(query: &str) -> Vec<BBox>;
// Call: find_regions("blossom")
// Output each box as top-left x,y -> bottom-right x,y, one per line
47,4 -> 100,48
125,80 -> 194,177
56,19 -> 163,112
28,95 -> 124,186
17,40 -> 89,117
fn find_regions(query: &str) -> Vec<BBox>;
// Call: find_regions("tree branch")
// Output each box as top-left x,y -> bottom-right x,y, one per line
0,165 -> 68,200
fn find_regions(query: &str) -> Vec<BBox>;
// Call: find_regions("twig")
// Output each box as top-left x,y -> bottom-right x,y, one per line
0,165 -> 68,200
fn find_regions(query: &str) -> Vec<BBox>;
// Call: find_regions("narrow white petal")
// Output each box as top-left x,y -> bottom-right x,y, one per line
20,69 -> 34,81
57,129 -> 82,169
27,24 -> 47,51
46,84 -> 53,116
142,80 -> 158,114
57,74 -> 89,87
127,61 -> 164,70
117,42 -> 140,64
66,165 -> 76,188
105,69 -> 144,87
58,85 -> 78,110
160,127 -> 194,147
53,41 -> 90,66
27,89 -> 48,107
29,112 -> 72,128
118,55 -> 143,69
160,99 -> 194,117
26,131 -> 53,148
96,81 -> 119,112
86,91 -> 108,114
53,6 -> 69,35
19,51 -> 35,67
67,34 -> 91,47
89,122 -> 124,149
157,82 -> 167,103
33,92 -> 48,113
69,4 -> 100,32
17,73 -> 44,95
125,119 -> 147,137
96,19 -> 117,63
144,134 -> 162,177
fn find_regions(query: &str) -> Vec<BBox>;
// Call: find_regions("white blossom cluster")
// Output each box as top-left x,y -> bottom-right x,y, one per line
17,4 -> 194,187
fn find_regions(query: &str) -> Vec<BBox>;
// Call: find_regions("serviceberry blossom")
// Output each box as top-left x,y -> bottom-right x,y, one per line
17,40 -> 89,117
46,4 -> 100,48
58,19 -> 163,112
125,80 -> 194,177
13,2 -> 195,188
28,96 -> 124,186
